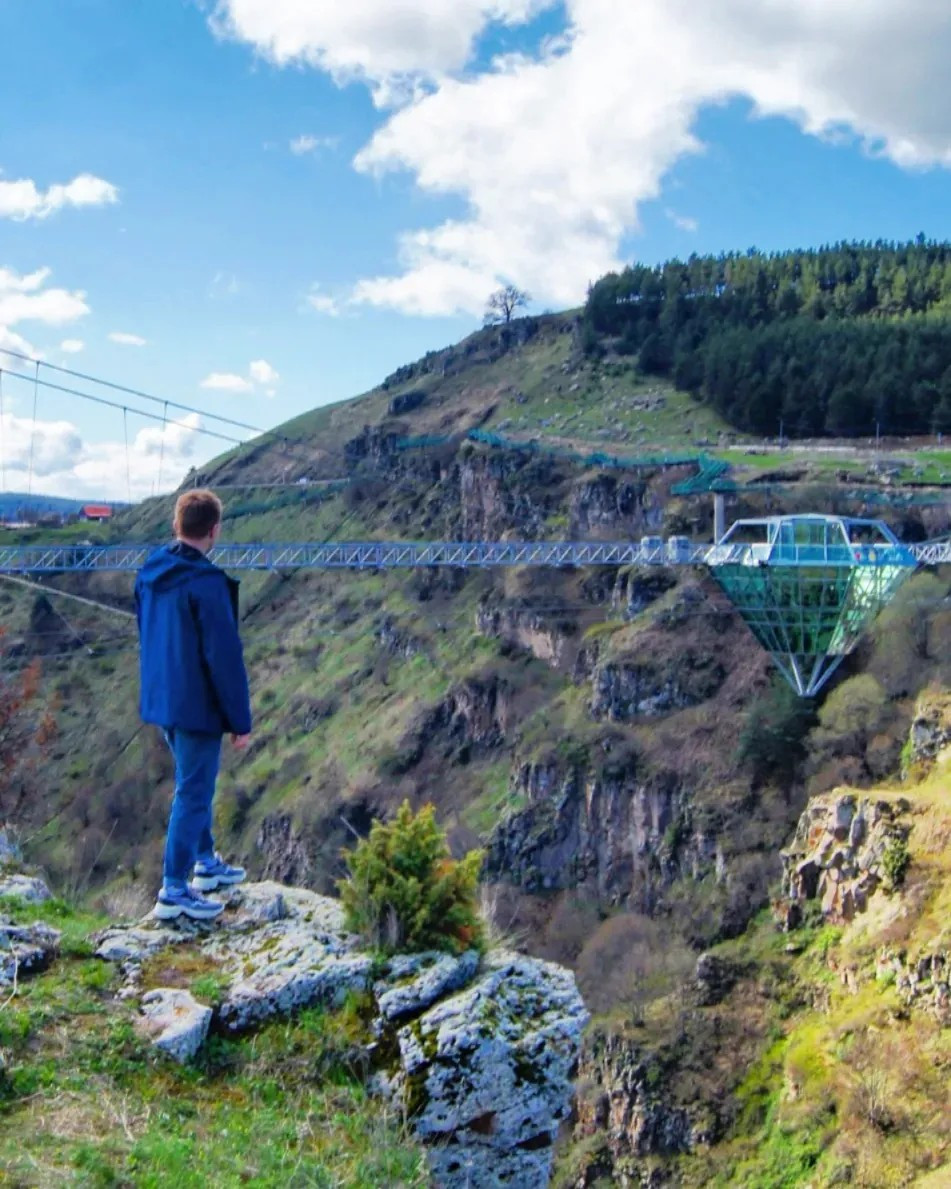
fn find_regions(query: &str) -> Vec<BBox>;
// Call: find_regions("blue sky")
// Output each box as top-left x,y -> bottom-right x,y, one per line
1,0 -> 950,498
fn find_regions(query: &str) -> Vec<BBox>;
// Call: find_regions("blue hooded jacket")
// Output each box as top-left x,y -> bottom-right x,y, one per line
134,542 -> 252,736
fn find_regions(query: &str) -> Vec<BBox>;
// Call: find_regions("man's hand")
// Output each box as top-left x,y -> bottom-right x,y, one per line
231,734 -> 250,751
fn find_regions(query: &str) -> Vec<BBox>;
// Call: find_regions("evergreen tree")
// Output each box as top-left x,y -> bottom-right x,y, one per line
583,240 -> 951,437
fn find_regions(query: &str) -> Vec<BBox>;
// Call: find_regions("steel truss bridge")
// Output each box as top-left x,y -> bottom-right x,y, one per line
0,538 -> 949,574
1,519 -> 948,698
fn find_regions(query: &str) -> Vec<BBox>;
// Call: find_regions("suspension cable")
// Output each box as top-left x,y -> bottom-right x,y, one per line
0,345 -> 265,435
123,406 -> 133,505
0,573 -> 136,620
0,368 -> 5,492
0,368 -> 246,445
26,360 -> 39,496
157,400 -> 168,494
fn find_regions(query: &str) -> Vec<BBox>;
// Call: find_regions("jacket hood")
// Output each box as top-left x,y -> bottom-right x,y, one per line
137,543 -> 220,594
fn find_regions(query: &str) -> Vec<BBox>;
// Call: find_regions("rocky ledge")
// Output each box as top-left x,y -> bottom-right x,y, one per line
876,947 -> 950,1026
95,881 -> 589,1189
776,793 -> 909,928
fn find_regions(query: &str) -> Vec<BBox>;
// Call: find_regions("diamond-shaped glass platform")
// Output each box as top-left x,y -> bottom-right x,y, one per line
707,516 -> 918,697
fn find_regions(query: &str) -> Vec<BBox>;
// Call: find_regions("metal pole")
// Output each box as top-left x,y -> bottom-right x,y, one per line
713,494 -> 726,543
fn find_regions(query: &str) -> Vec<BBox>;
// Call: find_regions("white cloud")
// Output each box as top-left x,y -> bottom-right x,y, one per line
0,267 -> 52,293
60,339 -> 85,354
108,331 -> 147,346
0,408 -> 211,500
0,409 -> 84,478
201,359 -> 281,395
0,173 -> 118,221
213,0 -> 951,316
305,286 -> 340,316
201,372 -> 254,393
211,0 -> 550,101
0,267 -> 89,362
665,209 -> 699,233
0,325 -> 36,359
249,359 -> 280,385
289,133 -> 338,155
0,286 -> 90,328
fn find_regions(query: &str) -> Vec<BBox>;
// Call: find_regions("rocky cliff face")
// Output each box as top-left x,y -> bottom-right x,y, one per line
573,1029 -> 696,1167
476,598 -> 584,672
556,689 -> 951,1186
588,650 -> 725,721
487,758 -> 722,912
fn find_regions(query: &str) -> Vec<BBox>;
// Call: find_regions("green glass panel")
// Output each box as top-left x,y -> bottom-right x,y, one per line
711,561 -> 915,696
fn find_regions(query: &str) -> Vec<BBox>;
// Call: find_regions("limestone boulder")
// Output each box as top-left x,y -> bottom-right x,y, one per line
375,950 -> 480,1022
0,917 -> 60,985
139,988 -> 212,1063
385,950 -> 588,1188
0,874 -> 52,904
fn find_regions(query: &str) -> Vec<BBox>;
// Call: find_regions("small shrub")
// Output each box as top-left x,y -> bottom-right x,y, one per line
849,1067 -> 895,1132
338,800 -> 485,956
738,677 -> 815,784
881,835 -> 910,891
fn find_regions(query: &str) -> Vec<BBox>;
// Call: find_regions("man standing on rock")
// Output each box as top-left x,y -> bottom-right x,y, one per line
135,489 -> 252,922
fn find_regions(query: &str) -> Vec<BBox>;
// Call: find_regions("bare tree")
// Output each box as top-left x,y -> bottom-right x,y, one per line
483,285 -> 530,326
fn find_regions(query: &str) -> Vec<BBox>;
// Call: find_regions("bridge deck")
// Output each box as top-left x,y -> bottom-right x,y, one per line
0,539 -> 946,573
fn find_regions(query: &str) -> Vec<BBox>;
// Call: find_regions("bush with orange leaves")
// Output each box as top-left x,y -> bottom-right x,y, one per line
0,629 -> 56,816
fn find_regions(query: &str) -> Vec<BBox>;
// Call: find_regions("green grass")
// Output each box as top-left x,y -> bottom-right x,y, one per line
714,445 -> 951,486
0,902 -> 426,1187
459,759 -> 524,835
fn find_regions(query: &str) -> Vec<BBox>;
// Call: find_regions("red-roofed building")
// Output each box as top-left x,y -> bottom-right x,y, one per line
81,504 -> 113,522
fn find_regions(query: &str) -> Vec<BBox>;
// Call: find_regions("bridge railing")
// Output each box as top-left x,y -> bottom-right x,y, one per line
0,539 -> 947,574
705,542 -> 922,568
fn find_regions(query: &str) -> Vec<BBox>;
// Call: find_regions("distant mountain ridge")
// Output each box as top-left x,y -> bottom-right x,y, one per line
0,492 -> 114,519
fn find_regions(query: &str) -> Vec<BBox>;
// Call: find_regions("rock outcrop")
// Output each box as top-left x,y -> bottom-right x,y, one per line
776,793 -> 909,928
0,874 -> 51,904
95,881 -> 588,1188
876,947 -> 950,1026
0,871 -> 58,987
477,598 -> 582,671
574,1029 -> 698,1169
139,988 -> 213,1062
589,653 -> 724,722
906,689 -> 951,770
692,951 -> 743,1007
568,475 -> 650,537
0,917 -> 60,985
382,951 -> 588,1188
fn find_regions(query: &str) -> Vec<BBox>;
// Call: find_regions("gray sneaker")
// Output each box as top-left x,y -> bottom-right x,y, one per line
154,886 -> 224,921
191,852 -> 246,892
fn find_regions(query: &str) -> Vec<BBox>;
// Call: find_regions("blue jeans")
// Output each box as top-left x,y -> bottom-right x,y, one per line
162,728 -> 222,890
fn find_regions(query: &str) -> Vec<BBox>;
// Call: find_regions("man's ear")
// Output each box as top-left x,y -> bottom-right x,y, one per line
210,521 -> 222,544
